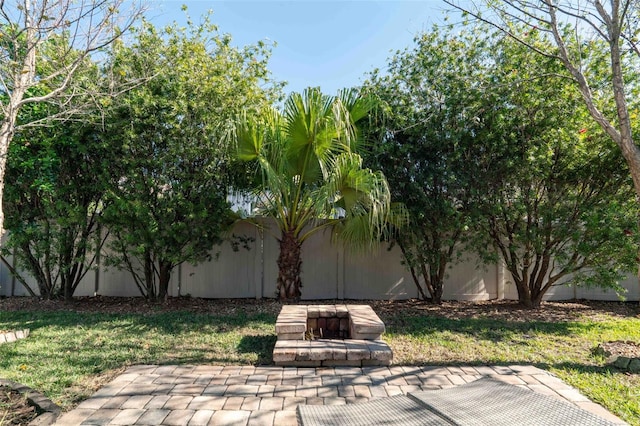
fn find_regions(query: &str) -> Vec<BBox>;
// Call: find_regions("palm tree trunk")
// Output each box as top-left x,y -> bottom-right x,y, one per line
277,230 -> 302,301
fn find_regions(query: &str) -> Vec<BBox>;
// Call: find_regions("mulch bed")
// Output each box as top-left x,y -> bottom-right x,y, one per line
0,296 -> 638,322
0,386 -> 38,425
598,341 -> 640,358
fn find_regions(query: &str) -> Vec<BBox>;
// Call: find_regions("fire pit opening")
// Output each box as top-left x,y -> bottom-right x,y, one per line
306,311 -> 350,340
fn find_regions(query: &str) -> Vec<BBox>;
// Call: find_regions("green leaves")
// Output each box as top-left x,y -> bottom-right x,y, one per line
468,25 -> 636,306
235,113 -> 266,161
362,23 -> 493,302
363,20 -> 636,305
233,87 -> 393,297
4,95 -> 116,299
235,87 -> 389,239
100,16 -> 280,300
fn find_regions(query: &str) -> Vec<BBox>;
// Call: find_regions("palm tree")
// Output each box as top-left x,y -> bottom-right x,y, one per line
234,88 -> 397,300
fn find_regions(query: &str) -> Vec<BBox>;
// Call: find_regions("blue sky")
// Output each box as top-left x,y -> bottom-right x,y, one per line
147,1 -> 452,95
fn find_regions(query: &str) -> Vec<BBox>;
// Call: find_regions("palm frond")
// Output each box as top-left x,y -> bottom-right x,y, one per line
233,88 -> 395,251
234,112 -> 265,161
338,87 -> 376,124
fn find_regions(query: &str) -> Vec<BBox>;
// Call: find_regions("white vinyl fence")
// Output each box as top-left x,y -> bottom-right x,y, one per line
1,220 -> 638,301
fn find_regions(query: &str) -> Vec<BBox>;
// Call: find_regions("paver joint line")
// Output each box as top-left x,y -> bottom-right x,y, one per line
52,364 -> 628,426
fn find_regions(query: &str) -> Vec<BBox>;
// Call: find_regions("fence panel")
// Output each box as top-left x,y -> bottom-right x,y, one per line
179,221 -> 260,298
442,256 -> 498,301
343,247 -> 416,300
1,221 -> 638,301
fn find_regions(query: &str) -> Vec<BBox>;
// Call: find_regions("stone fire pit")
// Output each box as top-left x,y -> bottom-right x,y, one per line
273,305 -> 393,367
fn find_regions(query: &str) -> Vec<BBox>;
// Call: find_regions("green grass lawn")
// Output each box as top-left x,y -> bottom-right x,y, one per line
381,311 -> 640,424
0,301 -> 638,425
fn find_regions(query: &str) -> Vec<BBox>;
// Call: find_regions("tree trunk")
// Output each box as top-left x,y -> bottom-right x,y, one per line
430,276 -> 444,304
397,241 -> 429,300
509,271 -> 535,308
61,231 -> 74,301
516,283 -> 534,308
0,254 -> 37,297
0,123 -> 12,242
512,274 -> 546,308
519,294 -> 542,309
431,251 -> 451,305
420,262 -> 444,304
63,275 -> 73,301
277,230 -> 302,301
0,3 -> 36,243
143,251 -> 155,300
407,263 -> 429,301
526,275 -> 544,308
530,293 -> 544,309
158,259 -> 172,301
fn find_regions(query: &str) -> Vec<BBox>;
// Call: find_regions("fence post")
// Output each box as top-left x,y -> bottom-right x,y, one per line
10,247 -> 16,297
177,263 -> 182,297
337,246 -> 344,299
496,258 -> 505,300
254,224 -> 264,299
94,226 -> 101,297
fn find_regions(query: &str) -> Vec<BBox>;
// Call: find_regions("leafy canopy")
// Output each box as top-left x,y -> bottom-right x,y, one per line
235,87 -> 396,249
101,14 -> 281,299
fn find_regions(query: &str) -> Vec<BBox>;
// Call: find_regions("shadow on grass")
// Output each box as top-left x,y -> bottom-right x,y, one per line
0,310 -> 276,334
0,309 -> 279,376
237,335 -> 277,365
549,361 -> 621,375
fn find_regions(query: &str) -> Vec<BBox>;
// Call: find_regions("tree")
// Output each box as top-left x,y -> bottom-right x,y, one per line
0,0 -> 142,239
363,27 -> 490,304
366,20 -> 635,307
234,88 -> 399,301
2,100 -> 115,300
469,29 -> 636,308
445,0 -> 640,296
102,17 -> 280,300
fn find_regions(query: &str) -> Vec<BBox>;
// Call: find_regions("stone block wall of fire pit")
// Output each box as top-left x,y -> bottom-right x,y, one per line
273,304 -> 393,367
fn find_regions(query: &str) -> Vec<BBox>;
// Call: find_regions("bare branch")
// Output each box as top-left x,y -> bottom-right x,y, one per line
443,0 -> 561,60
0,0 -> 147,244
0,253 -> 37,297
550,1 -> 609,40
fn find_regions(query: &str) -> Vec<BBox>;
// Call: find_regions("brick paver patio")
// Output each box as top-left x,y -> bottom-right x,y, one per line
53,364 -> 627,425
